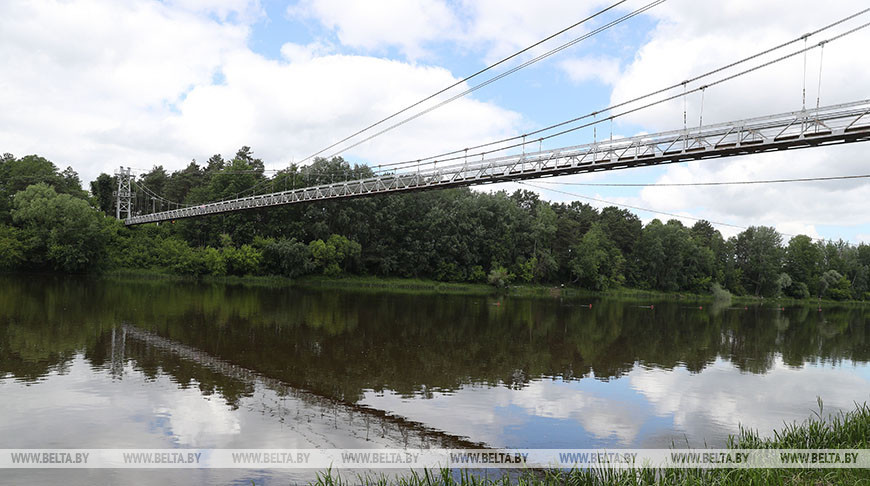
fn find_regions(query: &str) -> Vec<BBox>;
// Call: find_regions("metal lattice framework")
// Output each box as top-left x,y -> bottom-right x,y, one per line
115,166 -> 133,220
125,100 -> 870,226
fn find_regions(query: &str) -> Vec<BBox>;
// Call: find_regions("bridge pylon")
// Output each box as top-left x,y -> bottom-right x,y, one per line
115,166 -> 132,220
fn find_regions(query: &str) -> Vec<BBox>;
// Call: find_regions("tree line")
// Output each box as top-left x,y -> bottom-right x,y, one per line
1,148 -> 868,300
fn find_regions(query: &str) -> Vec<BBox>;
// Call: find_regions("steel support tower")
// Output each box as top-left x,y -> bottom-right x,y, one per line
115,166 -> 132,220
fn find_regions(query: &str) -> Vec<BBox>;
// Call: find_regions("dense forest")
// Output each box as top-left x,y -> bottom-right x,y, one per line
0,148 -> 868,300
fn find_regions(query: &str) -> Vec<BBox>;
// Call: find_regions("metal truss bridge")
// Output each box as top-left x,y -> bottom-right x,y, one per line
124,100 -> 870,226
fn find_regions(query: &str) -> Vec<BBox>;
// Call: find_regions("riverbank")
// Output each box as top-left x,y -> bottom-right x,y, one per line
311,401 -> 870,486
102,268 -> 870,306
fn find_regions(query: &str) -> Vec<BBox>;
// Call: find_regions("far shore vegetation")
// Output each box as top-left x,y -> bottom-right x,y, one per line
97,269 -> 870,307
1,150 -> 869,304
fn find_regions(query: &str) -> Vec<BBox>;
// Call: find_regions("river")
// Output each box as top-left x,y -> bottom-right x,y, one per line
1,276 -> 868,484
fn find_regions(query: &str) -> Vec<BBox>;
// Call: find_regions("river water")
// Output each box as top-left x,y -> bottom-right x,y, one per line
1,276 -> 868,484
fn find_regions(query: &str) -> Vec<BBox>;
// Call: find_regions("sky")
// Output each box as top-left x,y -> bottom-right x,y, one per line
1,0 -> 869,243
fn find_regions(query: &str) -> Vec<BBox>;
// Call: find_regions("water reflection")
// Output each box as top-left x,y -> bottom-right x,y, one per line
361,358 -> 870,448
121,324 -> 479,449
0,355 -> 379,485
0,275 -> 869,456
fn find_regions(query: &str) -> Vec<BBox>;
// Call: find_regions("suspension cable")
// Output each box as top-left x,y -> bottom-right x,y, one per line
144,9 -> 870,208
338,20 -> 870,178
398,19 -> 870,171
816,41 -> 826,110
133,179 -> 193,208
802,36 -> 808,110
294,0 -> 631,166
349,8 -> 870,175
316,0 -> 668,164
294,0 -> 633,166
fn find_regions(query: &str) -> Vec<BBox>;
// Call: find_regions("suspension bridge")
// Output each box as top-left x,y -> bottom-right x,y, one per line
121,101 -> 870,226
116,7 -> 870,227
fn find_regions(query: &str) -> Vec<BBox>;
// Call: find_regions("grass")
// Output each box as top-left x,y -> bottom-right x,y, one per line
292,277 -> 869,307
105,268 -> 295,288
307,401 -> 870,486
102,267 -> 869,306
294,275 -> 495,296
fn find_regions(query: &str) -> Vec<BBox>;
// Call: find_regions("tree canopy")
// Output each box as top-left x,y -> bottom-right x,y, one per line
0,150 -> 868,301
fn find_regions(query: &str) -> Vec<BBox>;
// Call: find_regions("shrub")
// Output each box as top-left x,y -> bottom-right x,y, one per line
487,266 -> 513,288
711,282 -> 732,302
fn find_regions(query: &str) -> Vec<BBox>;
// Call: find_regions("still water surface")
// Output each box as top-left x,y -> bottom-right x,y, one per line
1,276 -> 869,484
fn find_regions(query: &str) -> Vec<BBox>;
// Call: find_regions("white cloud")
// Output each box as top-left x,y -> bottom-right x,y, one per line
0,0 -> 522,185
0,0 -> 247,180
611,1 -> 870,128
560,55 -> 622,85
454,0 -> 622,62
599,0 -> 870,238
166,0 -> 263,21
630,358 -> 870,445
290,0 -> 624,62
361,358 -> 870,449
289,0 -> 458,60
164,51 -> 521,171
279,41 -> 334,63
155,394 -> 241,445
504,380 -> 646,444
360,380 -> 650,447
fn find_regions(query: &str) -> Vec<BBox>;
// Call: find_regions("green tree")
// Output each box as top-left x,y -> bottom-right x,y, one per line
819,270 -> 838,298
691,220 -> 727,283
0,154 -> 87,222
819,270 -> 851,300
518,256 -> 537,283
487,265 -> 513,288
857,244 -> 870,267
528,203 -> 558,282
570,223 -> 625,290
165,160 -> 205,204
734,226 -> 783,297
852,265 -> 869,300
784,235 -> 822,297
262,238 -> 313,278
222,244 -> 263,276
599,206 -> 642,255
155,237 -> 202,275
89,173 -> 116,216
776,273 -> 793,297
830,275 -> 852,301
11,183 -> 111,273
820,239 -> 850,276
552,201 -> 598,281
631,219 -> 712,292
0,225 -> 25,271
137,166 -> 170,213
309,234 -> 361,276
203,247 -> 227,276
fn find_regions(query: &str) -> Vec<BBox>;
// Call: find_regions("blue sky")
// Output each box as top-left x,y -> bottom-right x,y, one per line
1,0 -> 868,243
